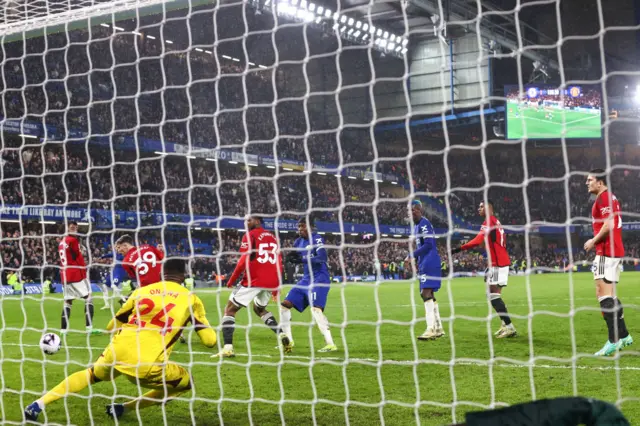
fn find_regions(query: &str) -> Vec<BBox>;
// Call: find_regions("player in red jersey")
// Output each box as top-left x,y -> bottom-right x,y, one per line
213,215 -> 290,358
58,221 -> 97,335
451,200 -> 517,338
115,235 -> 165,287
584,169 -> 633,356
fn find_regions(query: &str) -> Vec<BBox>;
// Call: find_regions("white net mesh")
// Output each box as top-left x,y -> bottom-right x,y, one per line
0,0 -> 638,424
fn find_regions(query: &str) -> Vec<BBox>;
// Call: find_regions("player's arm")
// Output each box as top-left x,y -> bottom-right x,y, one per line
106,291 -> 137,331
68,239 -> 80,261
451,231 -> 485,254
411,233 -> 434,258
306,240 -> 327,264
226,234 -> 251,287
191,295 -> 217,348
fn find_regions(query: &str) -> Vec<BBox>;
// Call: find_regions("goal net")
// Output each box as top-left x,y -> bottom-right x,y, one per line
1,0 -> 636,424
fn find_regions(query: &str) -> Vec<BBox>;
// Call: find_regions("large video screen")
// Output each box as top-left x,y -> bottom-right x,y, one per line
505,85 -> 602,139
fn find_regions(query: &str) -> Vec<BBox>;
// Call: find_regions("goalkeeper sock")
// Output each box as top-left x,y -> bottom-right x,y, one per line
312,307 -> 334,346
61,304 -> 71,330
100,284 -> 109,306
221,315 -> 235,346
279,306 -> 293,341
260,312 -> 281,335
490,293 -> 512,326
600,297 -> 619,342
614,298 -> 630,339
85,301 -> 94,328
123,374 -> 191,412
424,299 -> 436,330
37,368 -> 95,407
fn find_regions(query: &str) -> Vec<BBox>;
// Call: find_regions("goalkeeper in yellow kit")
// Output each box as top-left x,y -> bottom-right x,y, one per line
24,259 -> 217,422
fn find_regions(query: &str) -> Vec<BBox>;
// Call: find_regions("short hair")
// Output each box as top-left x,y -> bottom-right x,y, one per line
68,221 -> 78,226
298,217 -> 315,227
589,168 -> 607,183
115,234 -> 134,246
250,215 -> 264,224
163,258 -> 185,275
411,200 -> 423,209
486,199 -> 494,209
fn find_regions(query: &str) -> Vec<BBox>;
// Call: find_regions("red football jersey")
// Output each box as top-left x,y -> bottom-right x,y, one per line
122,245 -> 165,287
461,215 -> 510,267
592,190 -> 624,257
58,235 -> 87,284
228,227 -> 282,289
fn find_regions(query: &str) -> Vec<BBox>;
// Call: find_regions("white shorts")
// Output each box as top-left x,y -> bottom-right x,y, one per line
63,279 -> 92,301
230,286 -> 272,308
485,266 -> 509,287
592,255 -> 622,283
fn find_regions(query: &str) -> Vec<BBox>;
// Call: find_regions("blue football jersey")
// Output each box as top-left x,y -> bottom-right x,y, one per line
413,217 -> 440,267
293,233 -> 330,285
103,253 -> 129,284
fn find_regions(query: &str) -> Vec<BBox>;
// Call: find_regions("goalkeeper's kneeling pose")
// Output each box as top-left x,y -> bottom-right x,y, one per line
24,259 -> 217,422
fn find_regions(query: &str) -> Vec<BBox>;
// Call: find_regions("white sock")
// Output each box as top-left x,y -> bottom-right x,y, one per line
100,284 -> 109,305
113,286 -> 121,301
35,399 -> 44,409
223,343 -> 234,351
279,306 -> 293,342
424,300 -> 435,330
434,302 -> 442,330
312,307 -> 334,346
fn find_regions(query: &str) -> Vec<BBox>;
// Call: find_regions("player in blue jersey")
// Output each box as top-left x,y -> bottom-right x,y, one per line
280,217 -> 337,353
101,251 -> 131,309
408,200 -> 444,341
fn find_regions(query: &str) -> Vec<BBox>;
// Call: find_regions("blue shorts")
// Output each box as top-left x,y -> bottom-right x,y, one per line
418,266 -> 442,291
285,283 -> 330,312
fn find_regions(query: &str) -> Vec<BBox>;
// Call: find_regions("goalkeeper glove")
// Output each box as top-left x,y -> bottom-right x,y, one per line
286,251 -> 303,264
451,247 -> 462,254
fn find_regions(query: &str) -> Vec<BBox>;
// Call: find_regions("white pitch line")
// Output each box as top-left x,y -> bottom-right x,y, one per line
3,343 -> 639,373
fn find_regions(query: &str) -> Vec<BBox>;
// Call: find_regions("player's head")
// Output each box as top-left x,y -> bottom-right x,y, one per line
411,200 -> 423,222
114,234 -> 135,255
298,217 -> 314,238
162,258 -> 186,283
587,168 -> 607,195
67,221 -> 78,234
247,215 -> 263,231
478,200 -> 494,217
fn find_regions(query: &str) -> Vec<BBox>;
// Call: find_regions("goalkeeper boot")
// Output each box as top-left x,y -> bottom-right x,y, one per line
496,324 -> 517,339
620,335 -> 634,349
106,403 -> 125,419
280,333 -> 293,353
24,402 -> 42,421
418,327 -> 442,341
212,344 -> 235,358
318,344 -> 338,353
594,340 -> 619,356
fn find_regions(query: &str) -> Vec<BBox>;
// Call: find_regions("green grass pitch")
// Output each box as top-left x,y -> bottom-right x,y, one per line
1,272 -> 639,425
506,101 -> 602,139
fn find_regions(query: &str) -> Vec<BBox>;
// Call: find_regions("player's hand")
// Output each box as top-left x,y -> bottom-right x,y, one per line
583,239 -> 595,252
450,247 -> 462,255
225,279 -> 234,288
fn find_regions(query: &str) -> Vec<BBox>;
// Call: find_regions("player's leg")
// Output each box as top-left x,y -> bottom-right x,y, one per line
100,280 -> 111,310
214,298 -> 241,358
417,270 -> 444,341
25,351 -> 119,422
60,298 -> 73,336
279,286 -> 310,347
594,256 -> 632,356
311,284 -> 337,352
107,363 -> 192,419
253,290 -> 292,353
487,267 -> 516,338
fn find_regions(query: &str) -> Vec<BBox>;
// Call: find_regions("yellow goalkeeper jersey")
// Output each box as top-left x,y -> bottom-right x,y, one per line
106,280 -> 215,376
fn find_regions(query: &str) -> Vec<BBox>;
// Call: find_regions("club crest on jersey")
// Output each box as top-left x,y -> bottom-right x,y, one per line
240,242 -> 248,249
600,206 -> 611,215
